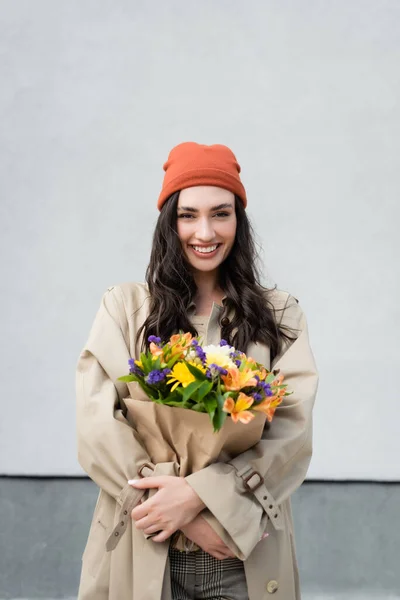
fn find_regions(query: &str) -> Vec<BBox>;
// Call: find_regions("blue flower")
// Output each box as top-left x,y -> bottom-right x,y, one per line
148,335 -> 161,344
145,368 -> 170,385
128,359 -> 143,376
252,392 -> 263,402
206,363 -> 228,379
190,339 -> 206,364
259,381 -> 273,396
219,339 -> 229,346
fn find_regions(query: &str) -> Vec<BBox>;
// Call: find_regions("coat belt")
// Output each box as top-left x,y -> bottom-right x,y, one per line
234,463 -> 284,531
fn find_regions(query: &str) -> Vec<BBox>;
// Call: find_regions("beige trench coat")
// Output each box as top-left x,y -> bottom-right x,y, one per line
76,282 -> 318,600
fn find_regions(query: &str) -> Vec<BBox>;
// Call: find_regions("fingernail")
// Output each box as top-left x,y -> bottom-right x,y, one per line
128,479 -> 139,485
261,533 -> 269,539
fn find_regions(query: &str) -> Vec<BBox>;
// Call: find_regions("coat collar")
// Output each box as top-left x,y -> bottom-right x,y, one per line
187,295 -> 228,315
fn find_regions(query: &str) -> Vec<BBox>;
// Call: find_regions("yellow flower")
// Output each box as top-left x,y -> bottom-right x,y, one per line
134,359 -> 143,369
166,362 -> 196,392
223,392 -> 255,424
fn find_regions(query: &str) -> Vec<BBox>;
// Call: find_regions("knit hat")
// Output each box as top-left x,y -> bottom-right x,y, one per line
157,141 -> 247,210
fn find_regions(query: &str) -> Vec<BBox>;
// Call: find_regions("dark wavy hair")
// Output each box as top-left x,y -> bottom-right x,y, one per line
136,192 -> 297,363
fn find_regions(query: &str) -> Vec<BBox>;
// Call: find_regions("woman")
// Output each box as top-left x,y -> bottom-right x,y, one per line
76,142 -> 319,600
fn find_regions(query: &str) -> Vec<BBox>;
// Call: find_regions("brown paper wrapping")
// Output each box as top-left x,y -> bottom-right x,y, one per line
124,381 -> 266,552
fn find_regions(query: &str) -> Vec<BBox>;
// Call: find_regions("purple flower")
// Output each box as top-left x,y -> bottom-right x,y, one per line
259,381 -> 273,396
206,363 -> 228,379
145,368 -> 171,385
219,339 -> 229,346
128,358 -> 143,376
190,339 -> 206,364
195,346 -> 206,364
148,335 -> 161,344
252,392 -> 263,402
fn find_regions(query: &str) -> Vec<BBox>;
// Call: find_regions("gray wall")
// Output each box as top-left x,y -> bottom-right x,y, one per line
1,479 -> 399,599
0,1 -> 399,481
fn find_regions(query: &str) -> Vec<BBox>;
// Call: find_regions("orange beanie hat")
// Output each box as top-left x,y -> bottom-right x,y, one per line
157,141 -> 247,211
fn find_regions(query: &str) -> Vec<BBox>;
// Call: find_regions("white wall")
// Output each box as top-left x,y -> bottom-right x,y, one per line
0,0 -> 398,478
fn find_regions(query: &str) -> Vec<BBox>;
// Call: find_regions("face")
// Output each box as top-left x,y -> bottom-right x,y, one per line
176,186 -> 237,274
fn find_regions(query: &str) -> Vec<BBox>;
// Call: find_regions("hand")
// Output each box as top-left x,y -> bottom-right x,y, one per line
129,476 -> 206,543
181,514 -> 237,560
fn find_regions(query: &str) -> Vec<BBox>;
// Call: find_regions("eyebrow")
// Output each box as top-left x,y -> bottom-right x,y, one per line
177,203 -> 234,213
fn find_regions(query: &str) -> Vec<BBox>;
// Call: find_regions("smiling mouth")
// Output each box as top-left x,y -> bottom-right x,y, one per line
190,243 -> 221,254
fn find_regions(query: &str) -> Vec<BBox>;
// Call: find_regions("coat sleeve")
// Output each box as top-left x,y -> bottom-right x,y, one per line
76,286 -> 152,508
185,295 -> 319,560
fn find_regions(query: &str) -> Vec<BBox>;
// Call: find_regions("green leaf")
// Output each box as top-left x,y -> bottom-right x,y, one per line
182,380 -> 203,403
191,403 -> 206,412
152,357 -> 162,370
196,381 -> 213,403
264,371 -> 276,384
140,352 -> 153,372
117,374 -> 136,382
166,354 -> 184,369
163,399 -> 187,407
185,362 -> 208,381
212,405 -> 228,432
203,395 -> 217,423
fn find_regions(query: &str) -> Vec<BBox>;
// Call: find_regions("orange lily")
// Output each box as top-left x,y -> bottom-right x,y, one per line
258,367 -> 267,380
221,365 -> 260,391
252,396 -> 283,422
168,332 -> 193,359
272,373 -> 284,386
149,342 -> 163,358
223,392 -> 255,424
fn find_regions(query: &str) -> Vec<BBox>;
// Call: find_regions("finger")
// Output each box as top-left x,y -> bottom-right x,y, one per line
131,503 -> 150,521
133,516 -> 156,531
131,493 -> 160,520
151,530 -> 171,543
210,551 -> 227,560
143,524 -> 164,535
128,476 -> 168,489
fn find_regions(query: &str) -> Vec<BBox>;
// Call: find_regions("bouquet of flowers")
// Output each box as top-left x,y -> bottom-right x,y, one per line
118,331 -> 291,551
118,332 -> 290,431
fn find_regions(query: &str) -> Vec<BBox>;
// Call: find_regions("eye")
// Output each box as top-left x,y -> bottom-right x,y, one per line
178,214 -> 194,219
214,212 -> 230,217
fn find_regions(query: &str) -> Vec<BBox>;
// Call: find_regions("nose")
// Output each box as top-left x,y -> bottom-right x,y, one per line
196,217 -> 215,242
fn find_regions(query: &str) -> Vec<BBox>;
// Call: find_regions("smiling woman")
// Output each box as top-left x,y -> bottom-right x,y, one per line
177,186 -> 237,271
76,141 -> 319,600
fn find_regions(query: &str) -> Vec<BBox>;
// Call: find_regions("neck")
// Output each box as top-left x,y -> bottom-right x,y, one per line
192,270 -> 224,305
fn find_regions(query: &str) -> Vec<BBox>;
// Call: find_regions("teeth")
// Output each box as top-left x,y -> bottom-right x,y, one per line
192,244 -> 219,253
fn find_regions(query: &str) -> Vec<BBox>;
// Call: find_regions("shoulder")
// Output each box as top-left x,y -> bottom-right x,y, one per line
262,286 -> 303,330
101,281 -> 150,321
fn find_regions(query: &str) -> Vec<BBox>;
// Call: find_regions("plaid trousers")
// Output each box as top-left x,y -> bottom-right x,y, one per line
168,546 -> 249,600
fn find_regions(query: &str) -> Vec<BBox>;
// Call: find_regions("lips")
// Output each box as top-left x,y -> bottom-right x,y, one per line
189,243 -> 221,257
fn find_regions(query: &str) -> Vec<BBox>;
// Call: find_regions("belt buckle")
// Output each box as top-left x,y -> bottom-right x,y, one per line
138,462 -> 155,478
243,470 -> 264,492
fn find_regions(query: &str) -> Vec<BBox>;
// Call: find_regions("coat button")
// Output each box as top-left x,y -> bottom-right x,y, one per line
220,317 -> 230,326
267,580 -> 278,593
